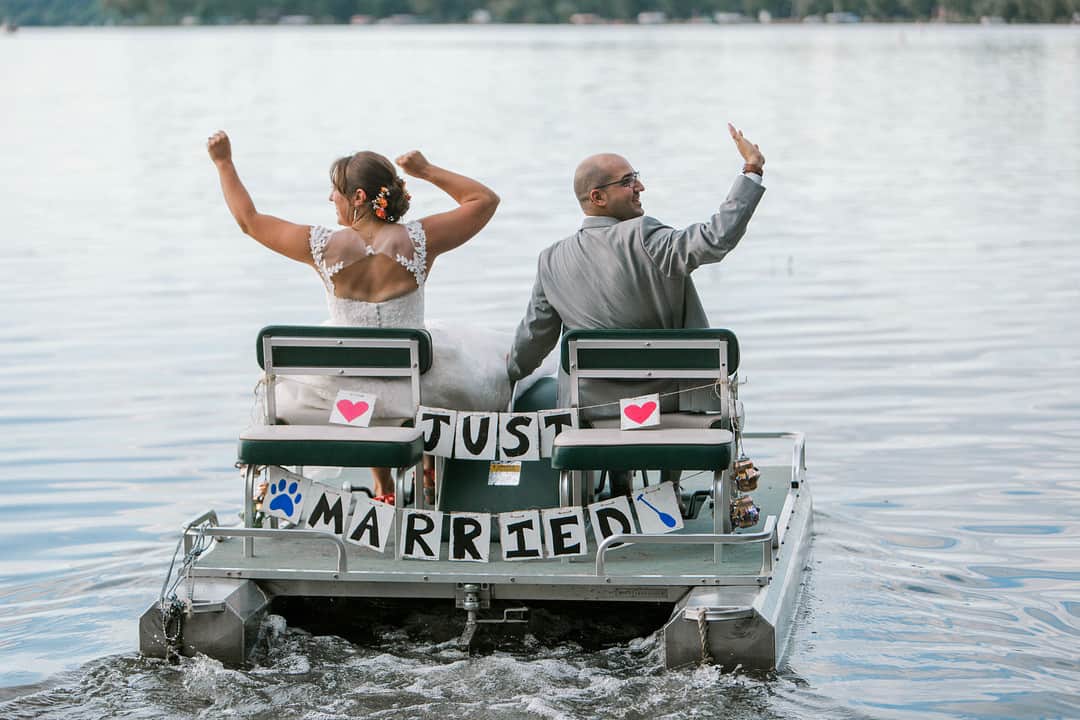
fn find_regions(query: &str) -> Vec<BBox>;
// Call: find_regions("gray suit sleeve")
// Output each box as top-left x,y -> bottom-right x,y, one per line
507,260 -> 563,383
640,174 -> 765,276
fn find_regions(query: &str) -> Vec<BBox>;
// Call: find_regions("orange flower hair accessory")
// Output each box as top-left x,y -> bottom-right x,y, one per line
370,185 -> 398,222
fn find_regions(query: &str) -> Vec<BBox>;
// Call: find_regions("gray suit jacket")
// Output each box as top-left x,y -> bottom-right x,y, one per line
507,174 -> 765,417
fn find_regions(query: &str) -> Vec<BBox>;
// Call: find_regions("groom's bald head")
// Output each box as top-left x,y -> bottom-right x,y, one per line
573,153 -> 644,220
574,154 -> 623,203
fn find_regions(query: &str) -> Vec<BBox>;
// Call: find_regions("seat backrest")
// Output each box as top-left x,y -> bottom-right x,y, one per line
560,328 -> 739,419
256,325 -> 432,425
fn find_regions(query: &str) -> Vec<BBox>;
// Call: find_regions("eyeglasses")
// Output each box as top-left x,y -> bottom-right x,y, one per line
593,171 -> 640,191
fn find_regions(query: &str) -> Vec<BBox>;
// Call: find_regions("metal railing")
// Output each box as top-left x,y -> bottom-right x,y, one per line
181,510 -> 220,555
595,515 -> 777,576
186,525 -> 350,576
743,431 -> 806,488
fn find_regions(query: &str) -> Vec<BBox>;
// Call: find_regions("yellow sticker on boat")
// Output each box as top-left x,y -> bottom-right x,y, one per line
488,462 -> 522,486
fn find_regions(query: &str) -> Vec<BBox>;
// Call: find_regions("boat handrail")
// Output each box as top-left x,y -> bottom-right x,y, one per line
595,515 -> 777,577
181,510 -> 220,555
741,431 -> 806,487
186,526 -> 349,575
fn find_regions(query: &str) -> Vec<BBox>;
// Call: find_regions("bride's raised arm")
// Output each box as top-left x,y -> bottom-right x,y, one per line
207,131 -> 313,265
395,150 -> 499,262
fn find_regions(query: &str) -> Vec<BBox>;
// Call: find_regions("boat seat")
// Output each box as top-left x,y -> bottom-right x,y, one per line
238,425 -> 424,469
551,428 -> 734,472
237,326 -> 432,531
555,328 -> 739,509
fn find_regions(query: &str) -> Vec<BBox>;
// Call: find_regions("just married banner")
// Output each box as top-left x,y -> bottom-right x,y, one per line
260,466 -> 685,561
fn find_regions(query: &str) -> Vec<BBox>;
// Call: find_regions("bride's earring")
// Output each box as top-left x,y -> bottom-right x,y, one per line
352,206 -> 361,223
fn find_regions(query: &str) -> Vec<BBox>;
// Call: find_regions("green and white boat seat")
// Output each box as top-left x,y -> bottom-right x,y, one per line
237,326 -> 433,533
551,329 -> 739,524
237,425 -> 424,469
551,428 -> 733,473
560,327 -> 740,429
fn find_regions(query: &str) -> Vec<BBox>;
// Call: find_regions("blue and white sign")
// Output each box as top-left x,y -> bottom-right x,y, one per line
632,482 -> 684,534
263,467 -> 311,525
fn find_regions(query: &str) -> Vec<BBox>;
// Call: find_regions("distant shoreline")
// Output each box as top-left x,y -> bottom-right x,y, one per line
7,17 -> 1080,28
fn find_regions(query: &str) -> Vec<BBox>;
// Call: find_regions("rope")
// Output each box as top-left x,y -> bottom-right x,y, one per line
695,608 -> 712,665
731,373 -> 744,458
253,375 -> 730,420
574,379 -> 724,412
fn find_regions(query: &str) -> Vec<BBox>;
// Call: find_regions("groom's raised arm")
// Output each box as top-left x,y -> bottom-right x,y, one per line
508,265 -> 562,383
640,174 -> 765,276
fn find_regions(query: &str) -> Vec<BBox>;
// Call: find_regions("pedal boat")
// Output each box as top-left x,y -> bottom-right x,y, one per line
139,327 -> 812,671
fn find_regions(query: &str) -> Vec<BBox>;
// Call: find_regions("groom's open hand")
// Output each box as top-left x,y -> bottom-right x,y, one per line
396,150 -> 431,179
728,123 -> 764,169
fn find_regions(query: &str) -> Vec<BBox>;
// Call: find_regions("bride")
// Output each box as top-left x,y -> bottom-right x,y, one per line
207,131 -> 510,502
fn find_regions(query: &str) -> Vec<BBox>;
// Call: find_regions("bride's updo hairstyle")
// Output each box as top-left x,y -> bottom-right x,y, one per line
330,151 -> 410,223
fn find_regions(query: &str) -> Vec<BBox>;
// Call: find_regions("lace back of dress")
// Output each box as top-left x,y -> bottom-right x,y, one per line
309,221 -> 427,294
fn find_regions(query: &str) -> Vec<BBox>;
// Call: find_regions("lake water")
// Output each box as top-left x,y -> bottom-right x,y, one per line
1,23 -> 1079,719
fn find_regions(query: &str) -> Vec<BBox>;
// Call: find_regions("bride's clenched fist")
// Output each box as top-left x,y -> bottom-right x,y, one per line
207,131 -> 232,165
395,150 -> 431,179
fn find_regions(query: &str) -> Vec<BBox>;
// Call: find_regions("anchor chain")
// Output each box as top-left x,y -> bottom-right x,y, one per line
160,596 -> 186,664
157,521 -> 213,664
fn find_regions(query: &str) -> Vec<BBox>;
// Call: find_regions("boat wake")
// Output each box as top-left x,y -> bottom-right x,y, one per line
0,613 -> 806,719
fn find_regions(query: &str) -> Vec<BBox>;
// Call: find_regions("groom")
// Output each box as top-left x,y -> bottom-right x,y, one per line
507,123 -> 767,419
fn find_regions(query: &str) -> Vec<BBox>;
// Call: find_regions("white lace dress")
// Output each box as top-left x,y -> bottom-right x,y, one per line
271,221 -> 512,424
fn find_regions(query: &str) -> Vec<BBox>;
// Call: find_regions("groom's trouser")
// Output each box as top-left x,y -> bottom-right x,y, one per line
608,470 -> 683,500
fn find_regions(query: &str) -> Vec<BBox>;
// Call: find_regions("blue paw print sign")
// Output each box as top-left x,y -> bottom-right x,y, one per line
264,470 -> 311,525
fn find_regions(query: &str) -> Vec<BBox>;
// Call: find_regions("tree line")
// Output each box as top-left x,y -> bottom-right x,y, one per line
2,0 -> 1077,26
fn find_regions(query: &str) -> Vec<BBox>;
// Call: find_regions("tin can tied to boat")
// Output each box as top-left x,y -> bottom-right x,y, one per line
730,494 -> 760,528
733,456 -> 761,491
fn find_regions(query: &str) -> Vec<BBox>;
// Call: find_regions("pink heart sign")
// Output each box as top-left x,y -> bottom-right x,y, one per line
624,401 -> 657,425
336,399 -> 370,423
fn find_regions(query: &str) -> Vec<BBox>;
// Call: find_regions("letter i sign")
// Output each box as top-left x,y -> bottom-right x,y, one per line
620,393 -> 660,430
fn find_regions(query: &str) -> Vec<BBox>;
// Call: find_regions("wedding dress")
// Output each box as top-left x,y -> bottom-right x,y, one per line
271,221 -> 512,424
